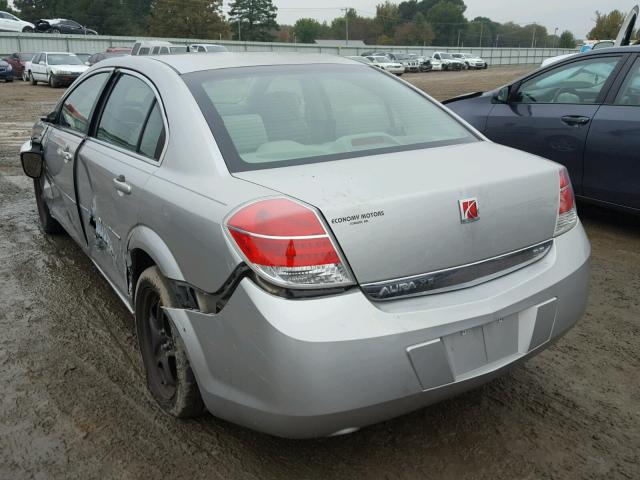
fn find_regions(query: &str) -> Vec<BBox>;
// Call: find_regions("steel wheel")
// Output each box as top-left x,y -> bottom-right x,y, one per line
135,266 -> 205,418
139,286 -> 178,400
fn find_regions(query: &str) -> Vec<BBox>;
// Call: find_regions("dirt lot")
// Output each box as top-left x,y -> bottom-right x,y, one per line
0,66 -> 639,480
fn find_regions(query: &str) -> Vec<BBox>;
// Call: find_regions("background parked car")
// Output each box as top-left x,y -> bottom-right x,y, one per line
27,52 -> 88,87
445,46 -> 640,212
347,55 -> 383,69
86,52 -> 128,66
391,53 -> 420,72
35,18 -> 98,35
131,41 -> 172,55
0,11 -> 34,32
75,53 -> 91,64
0,59 -> 13,82
189,43 -> 228,53
366,55 -> 405,75
431,52 -> 465,71
452,53 -> 488,69
106,47 -> 132,54
3,52 -> 33,80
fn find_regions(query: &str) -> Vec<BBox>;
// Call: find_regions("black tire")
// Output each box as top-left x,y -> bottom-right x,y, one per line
6,77 -> 13,83
29,72 -> 36,85
135,266 -> 205,418
50,28 -> 61,34
49,75 -> 58,88
22,26 -> 34,33
34,177 -> 64,234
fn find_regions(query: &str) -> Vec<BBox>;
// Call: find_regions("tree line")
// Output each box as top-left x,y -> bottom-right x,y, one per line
5,0 -> 625,48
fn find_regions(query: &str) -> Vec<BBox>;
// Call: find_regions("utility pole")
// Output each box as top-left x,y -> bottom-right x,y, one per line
495,34 -> 500,48
479,22 -> 483,48
341,8 -> 349,46
238,20 -> 241,42
531,23 -> 536,48
554,27 -> 559,48
457,30 -> 461,47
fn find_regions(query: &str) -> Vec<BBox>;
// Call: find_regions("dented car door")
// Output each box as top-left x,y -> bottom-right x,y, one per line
41,71 -> 111,243
76,72 -> 166,296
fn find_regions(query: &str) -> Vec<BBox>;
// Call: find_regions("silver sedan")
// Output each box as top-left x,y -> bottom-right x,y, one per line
20,53 -> 590,438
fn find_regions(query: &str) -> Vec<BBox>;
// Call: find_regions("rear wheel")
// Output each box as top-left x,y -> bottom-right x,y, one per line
50,28 -> 61,34
135,266 -> 205,418
22,26 -> 34,33
34,177 -> 64,234
29,72 -> 36,85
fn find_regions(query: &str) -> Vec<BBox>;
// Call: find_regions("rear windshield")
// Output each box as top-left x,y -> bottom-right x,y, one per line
184,64 -> 476,172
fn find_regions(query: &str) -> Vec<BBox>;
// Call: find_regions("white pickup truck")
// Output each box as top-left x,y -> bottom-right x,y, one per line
430,52 -> 465,71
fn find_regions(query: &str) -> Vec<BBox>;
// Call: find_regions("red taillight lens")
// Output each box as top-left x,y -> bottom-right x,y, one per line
228,231 -> 339,267
555,168 -> 577,236
559,168 -> 575,214
227,198 -> 325,237
226,198 -> 353,287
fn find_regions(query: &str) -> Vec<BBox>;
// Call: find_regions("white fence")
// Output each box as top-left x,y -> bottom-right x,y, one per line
0,32 -> 578,66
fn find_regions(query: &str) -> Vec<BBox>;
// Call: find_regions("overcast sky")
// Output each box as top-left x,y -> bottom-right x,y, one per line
223,0 -> 634,38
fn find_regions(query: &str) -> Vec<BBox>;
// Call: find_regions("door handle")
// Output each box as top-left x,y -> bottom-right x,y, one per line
113,175 -> 132,195
561,115 -> 591,126
62,151 -> 73,163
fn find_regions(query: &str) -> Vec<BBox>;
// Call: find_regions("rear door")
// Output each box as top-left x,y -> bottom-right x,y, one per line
42,71 -> 112,243
484,54 -> 625,193
77,71 -> 167,295
582,55 -> 640,209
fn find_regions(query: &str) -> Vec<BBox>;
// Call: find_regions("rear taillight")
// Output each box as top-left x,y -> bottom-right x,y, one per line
554,168 -> 577,236
226,198 -> 354,288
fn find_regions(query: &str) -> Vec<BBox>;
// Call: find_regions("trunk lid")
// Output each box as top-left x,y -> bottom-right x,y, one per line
234,142 -> 560,285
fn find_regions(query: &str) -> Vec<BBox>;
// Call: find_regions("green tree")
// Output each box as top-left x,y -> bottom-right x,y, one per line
292,18 -> 325,43
229,0 -> 278,42
330,8 -> 381,44
426,0 -> 467,46
13,0 -> 56,21
0,0 -> 17,15
393,20 -> 434,45
375,1 -> 400,37
558,30 -> 576,48
149,0 -> 227,39
588,10 -> 624,40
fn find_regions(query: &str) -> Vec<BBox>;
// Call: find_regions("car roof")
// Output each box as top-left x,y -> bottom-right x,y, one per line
101,52 -> 359,74
580,45 -> 640,55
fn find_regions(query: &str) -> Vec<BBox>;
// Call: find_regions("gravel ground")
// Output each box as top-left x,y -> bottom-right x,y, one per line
0,66 -> 639,480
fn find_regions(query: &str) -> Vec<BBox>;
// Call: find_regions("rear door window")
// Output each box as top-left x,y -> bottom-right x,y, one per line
615,58 -> 640,105
138,101 -> 166,160
96,73 -> 165,159
59,72 -> 111,134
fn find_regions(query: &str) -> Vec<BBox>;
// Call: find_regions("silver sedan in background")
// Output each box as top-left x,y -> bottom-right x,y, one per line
20,53 -> 590,438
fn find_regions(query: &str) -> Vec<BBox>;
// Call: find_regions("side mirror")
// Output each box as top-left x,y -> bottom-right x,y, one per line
85,61 -> 90,66
493,86 -> 511,104
20,140 -> 44,179
40,111 -> 56,123
39,61 -> 45,65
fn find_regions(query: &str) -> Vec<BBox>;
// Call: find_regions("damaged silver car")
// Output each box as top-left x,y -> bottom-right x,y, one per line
21,53 -> 590,438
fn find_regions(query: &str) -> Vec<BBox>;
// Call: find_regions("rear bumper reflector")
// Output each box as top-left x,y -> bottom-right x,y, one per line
361,240 -> 553,301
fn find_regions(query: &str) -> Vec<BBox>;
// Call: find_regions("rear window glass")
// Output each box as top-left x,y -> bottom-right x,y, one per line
184,64 -> 476,172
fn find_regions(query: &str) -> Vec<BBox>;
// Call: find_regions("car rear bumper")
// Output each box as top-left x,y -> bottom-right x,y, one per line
166,222 -> 590,438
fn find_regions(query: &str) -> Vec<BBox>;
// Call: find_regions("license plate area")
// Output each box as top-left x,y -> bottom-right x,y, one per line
442,314 -> 518,377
